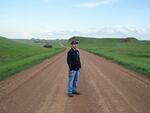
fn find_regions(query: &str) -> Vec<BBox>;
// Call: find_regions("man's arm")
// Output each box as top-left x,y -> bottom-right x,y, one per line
78,51 -> 81,68
67,51 -> 73,70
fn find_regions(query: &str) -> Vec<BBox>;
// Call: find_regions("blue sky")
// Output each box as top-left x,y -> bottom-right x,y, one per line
0,0 -> 150,40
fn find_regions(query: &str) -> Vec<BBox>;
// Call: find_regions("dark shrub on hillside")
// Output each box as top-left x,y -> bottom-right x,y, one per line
43,44 -> 53,48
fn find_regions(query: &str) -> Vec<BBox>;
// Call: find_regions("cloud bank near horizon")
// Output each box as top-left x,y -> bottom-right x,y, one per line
0,26 -> 150,40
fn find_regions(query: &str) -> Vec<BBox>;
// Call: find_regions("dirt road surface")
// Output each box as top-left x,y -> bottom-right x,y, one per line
0,50 -> 150,113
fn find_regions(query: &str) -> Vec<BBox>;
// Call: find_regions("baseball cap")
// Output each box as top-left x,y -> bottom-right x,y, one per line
70,40 -> 79,45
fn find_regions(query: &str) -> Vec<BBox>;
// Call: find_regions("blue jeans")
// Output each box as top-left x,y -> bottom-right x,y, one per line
68,69 -> 80,94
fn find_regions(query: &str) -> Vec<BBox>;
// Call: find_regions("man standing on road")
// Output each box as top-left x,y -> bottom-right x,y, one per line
67,40 -> 81,97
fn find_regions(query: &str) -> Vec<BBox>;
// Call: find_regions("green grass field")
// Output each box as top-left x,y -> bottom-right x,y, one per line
69,36 -> 150,77
0,36 -> 65,80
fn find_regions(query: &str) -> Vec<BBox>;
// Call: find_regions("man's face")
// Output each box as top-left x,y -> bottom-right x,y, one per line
71,44 -> 77,49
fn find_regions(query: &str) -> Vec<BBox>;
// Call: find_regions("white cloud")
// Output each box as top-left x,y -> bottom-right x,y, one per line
86,26 -> 150,39
75,0 -> 118,8
22,32 -> 31,37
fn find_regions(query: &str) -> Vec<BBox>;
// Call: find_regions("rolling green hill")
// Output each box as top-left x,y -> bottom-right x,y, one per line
13,39 -> 66,48
69,36 -> 150,77
0,36 -> 65,80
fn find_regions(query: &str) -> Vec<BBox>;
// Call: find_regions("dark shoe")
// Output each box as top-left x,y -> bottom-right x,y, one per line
72,92 -> 80,95
68,93 -> 73,97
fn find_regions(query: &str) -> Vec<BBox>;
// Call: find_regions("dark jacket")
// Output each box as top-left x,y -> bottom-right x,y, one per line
67,48 -> 81,71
